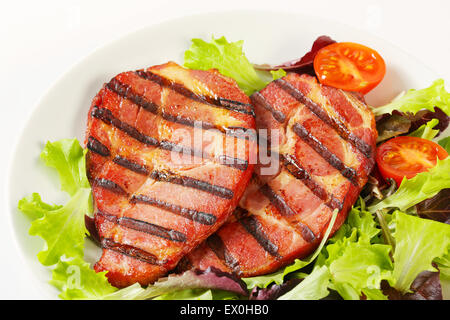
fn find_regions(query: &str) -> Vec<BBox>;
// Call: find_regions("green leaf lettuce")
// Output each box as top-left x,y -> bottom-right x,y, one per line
372,79 -> 450,116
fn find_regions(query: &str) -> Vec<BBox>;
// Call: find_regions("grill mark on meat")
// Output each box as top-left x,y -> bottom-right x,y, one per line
259,184 -> 316,243
206,234 -> 241,275
91,105 -> 248,171
101,237 -> 162,265
110,155 -> 234,199
135,70 -> 255,116
130,194 -> 217,226
113,156 -> 149,175
239,213 -> 282,259
250,91 -> 286,123
91,106 -> 159,146
280,154 -> 343,211
150,170 -> 234,199
98,211 -> 187,243
217,155 -> 249,171
106,78 -> 158,113
274,78 -> 373,159
107,78 -> 254,141
160,112 -> 256,141
292,123 -> 358,186
87,136 -> 110,157
93,178 -> 127,195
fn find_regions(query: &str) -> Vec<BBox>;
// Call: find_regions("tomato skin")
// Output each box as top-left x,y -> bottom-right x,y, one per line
376,136 -> 448,186
313,42 -> 386,94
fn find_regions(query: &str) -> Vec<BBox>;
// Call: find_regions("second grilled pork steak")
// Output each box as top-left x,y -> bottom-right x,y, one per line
85,62 -> 256,287
183,73 -> 377,277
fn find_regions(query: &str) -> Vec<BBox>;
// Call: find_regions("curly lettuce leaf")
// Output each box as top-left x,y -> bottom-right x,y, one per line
50,257 -> 117,299
40,139 -> 91,196
277,266 -> 331,300
184,36 -> 269,95
18,139 -> 93,264
372,79 -> 450,116
28,187 -> 91,266
368,157 -> 450,213
314,206 -> 393,300
18,193 -> 62,221
390,211 -> 450,293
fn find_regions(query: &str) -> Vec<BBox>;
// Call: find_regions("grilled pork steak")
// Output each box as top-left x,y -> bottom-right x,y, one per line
183,73 -> 377,277
85,62 -> 256,287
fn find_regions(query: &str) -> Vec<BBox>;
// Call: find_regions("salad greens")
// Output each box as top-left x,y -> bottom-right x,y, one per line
390,211 -> 450,293
18,36 -> 450,300
408,118 -> 440,140
372,78 -> 450,116
368,158 -> 450,213
312,203 -> 393,300
18,139 -> 117,298
184,36 -> 284,95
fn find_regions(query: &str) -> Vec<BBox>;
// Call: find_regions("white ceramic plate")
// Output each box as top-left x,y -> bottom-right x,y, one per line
7,10 -> 446,299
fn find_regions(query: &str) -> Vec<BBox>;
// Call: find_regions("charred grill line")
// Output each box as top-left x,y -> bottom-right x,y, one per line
232,206 -> 251,220
161,113 -> 256,141
281,154 -> 343,211
259,184 -> 316,243
130,194 -> 217,226
135,70 -> 255,116
91,106 -> 248,171
250,91 -> 286,123
87,136 -> 110,157
292,123 -> 358,185
150,170 -> 234,200
218,155 -> 248,171
91,106 -> 159,146
106,78 -> 158,113
98,211 -> 187,243
206,234 -> 241,275
93,178 -> 127,195
107,77 -> 254,141
101,237 -> 162,265
274,79 -> 373,159
239,215 -> 282,259
113,156 -> 149,175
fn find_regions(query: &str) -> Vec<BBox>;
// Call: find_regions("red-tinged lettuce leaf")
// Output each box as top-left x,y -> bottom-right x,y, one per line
375,107 -> 449,144
249,278 -> 302,300
376,113 -> 412,143
84,214 -> 100,245
408,107 -> 449,138
382,271 -> 443,300
254,35 -> 336,75
416,189 -> 450,224
103,266 -> 248,300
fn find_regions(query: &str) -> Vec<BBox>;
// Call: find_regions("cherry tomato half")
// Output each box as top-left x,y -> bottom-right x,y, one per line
376,136 -> 448,186
313,42 -> 386,94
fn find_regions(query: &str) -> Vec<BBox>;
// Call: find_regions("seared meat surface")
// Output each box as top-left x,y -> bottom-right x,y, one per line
183,73 -> 377,277
85,62 -> 256,287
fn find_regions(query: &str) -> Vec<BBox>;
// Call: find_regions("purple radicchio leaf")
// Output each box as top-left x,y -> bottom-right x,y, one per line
254,35 -> 337,76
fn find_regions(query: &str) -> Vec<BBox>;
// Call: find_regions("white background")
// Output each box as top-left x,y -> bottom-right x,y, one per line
1,0 -> 449,299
